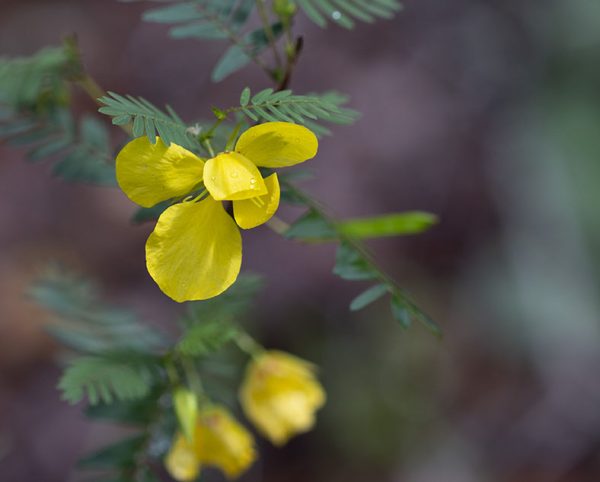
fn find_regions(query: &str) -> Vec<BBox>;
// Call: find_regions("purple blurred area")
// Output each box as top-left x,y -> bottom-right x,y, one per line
3,1 -> 600,481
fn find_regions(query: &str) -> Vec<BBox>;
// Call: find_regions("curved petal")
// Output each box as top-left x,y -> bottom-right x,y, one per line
116,137 -> 204,208
203,152 -> 267,201
146,197 -> 241,302
233,173 -> 280,229
235,122 -> 318,168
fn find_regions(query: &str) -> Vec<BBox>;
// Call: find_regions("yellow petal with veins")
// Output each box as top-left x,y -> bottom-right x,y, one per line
233,173 -> 280,229
146,197 -> 241,302
235,122 -> 318,168
116,137 -> 204,208
204,152 -> 267,201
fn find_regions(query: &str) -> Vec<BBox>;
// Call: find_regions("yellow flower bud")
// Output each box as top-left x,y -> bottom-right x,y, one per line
239,350 -> 326,446
164,405 -> 256,480
196,405 -> 257,478
165,434 -> 201,482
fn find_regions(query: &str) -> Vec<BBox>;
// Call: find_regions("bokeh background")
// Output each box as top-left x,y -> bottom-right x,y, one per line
3,0 -> 600,481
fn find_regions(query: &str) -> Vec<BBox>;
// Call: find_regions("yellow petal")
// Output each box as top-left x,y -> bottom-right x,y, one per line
116,137 -> 204,208
165,433 -> 201,482
146,197 -> 242,302
195,406 -> 256,479
203,152 -> 267,201
235,122 -> 318,168
239,350 -> 326,446
233,173 -> 280,229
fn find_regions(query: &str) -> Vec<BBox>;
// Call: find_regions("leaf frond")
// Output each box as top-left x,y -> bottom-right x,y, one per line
98,91 -> 199,149
231,87 -> 359,135
293,0 -> 403,29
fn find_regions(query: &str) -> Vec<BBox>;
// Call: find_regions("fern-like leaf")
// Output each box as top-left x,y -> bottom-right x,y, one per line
142,0 -> 254,40
29,264 -> 163,354
0,109 -> 116,186
58,353 -> 157,405
0,45 -> 75,113
294,0 -> 403,29
98,91 -> 199,149
232,87 -> 359,136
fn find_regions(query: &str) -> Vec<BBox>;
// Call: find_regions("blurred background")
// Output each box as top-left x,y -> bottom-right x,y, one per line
2,0 -> 600,481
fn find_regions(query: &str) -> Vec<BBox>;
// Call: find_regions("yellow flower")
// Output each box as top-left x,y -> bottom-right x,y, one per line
165,433 -> 201,482
116,122 -> 318,302
165,405 -> 256,481
239,350 -> 326,446
196,405 -> 257,478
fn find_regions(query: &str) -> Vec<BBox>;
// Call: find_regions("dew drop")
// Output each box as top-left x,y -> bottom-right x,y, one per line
231,171 -> 239,178
250,177 -> 256,185
211,176 -> 216,181
331,10 -> 342,20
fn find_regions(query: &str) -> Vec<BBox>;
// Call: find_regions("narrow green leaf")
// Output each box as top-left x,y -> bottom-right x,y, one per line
390,295 -> 412,328
350,283 -> 389,311
284,209 -> 336,241
240,87 -> 251,106
339,211 -> 438,239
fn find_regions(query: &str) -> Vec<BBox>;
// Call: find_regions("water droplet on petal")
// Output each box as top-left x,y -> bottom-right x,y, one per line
211,176 -> 216,181
231,171 -> 238,178
331,10 -> 341,20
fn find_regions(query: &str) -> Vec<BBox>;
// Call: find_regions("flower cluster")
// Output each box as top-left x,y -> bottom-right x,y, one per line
115,122 -> 318,302
165,350 -> 325,481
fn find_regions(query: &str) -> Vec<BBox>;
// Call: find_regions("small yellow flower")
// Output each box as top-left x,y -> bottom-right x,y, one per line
196,405 -> 257,478
165,405 -> 256,481
116,122 -> 318,302
165,433 -> 201,482
239,350 -> 326,446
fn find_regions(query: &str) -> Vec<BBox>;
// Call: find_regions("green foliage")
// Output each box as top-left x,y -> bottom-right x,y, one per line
142,0 -> 254,40
0,45 -> 115,186
130,0 -> 282,81
59,352 -> 158,405
285,208 -> 337,241
1,110 -> 116,186
182,273 -> 263,327
349,283 -> 388,311
29,264 -> 162,353
293,0 -> 403,29
177,319 -> 239,357
98,91 -> 200,149
233,87 -> 359,135
0,44 -> 76,112
339,212 -> 438,239
213,22 -> 283,81
281,181 -> 440,334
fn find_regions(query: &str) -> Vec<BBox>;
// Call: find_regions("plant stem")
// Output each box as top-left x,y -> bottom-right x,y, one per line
256,0 -> 283,69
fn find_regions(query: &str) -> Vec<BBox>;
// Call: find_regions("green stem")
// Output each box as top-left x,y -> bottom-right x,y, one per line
234,331 -> 264,358
256,0 -> 283,69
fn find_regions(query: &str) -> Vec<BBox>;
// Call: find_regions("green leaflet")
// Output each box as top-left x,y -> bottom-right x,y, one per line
339,211 -> 438,239
294,0 -> 403,29
350,284 -> 389,311
285,209 -> 337,241
212,23 -> 284,82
